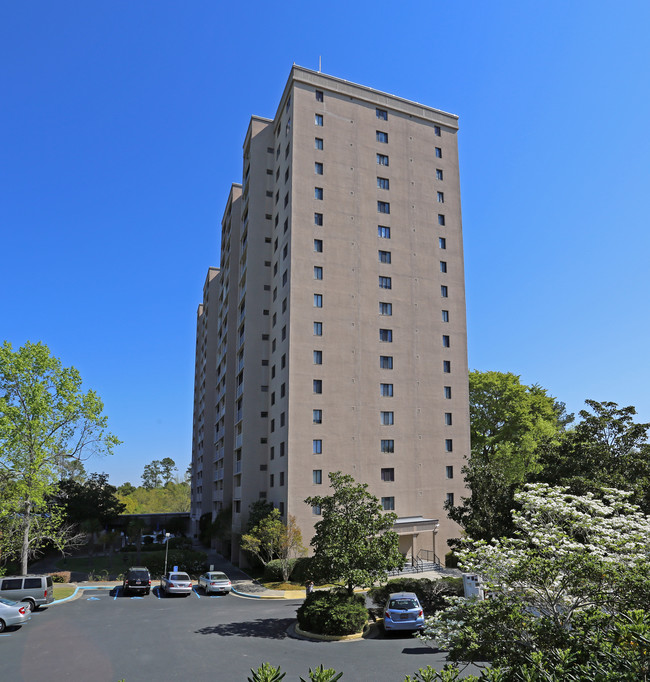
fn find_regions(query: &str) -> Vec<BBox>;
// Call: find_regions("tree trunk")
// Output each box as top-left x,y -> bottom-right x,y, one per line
21,500 -> 32,575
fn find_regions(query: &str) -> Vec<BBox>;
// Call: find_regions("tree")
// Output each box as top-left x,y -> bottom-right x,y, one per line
159,457 -> 177,485
241,509 -> 306,580
59,472 -> 125,527
447,371 -> 569,545
419,484 -> 650,677
533,399 -> 650,511
141,460 -> 163,489
305,471 -> 404,595
0,341 -> 119,573
245,500 -> 275,533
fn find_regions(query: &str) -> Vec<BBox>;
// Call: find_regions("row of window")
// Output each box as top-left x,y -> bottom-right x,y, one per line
313,492 -> 452,515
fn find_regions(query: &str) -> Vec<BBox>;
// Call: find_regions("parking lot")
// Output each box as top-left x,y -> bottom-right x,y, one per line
0,586 -> 466,681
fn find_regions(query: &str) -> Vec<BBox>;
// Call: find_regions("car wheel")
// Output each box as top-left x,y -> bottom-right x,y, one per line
146,589 -> 150,595
22,598 -> 36,612
0,619 -> 5,633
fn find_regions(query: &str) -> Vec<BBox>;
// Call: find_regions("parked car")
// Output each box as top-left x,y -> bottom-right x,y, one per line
382,592 -> 425,632
122,567 -> 151,595
160,572 -> 192,597
0,597 -> 31,632
197,571 -> 231,594
0,575 -> 54,611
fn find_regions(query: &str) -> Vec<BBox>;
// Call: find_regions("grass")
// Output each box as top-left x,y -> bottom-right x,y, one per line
53,586 -> 76,600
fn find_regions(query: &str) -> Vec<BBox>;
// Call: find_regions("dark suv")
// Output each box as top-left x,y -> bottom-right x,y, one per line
122,567 -> 151,595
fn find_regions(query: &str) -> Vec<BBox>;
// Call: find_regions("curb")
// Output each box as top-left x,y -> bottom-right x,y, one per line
231,587 -> 289,600
293,622 -> 373,641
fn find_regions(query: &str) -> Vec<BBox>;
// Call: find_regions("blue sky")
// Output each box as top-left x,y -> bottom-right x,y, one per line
2,1 -> 649,485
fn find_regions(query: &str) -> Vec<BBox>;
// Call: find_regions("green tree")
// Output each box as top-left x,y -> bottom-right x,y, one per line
241,510 -> 305,580
59,472 -> 125,526
141,460 -> 163,489
533,399 -> 650,510
447,371 -> 569,545
305,471 -> 404,595
245,499 -> 275,533
0,341 -> 119,573
159,457 -> 177,485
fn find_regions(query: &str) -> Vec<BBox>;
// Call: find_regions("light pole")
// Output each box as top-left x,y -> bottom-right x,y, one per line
163,533 -> 171,575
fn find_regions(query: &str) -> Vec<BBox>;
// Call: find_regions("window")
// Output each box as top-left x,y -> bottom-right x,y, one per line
445,439 -> 453,452
444,386 -> 452,399
441,285 -> 448,297
381,439 -> 395,453
435,147 -> 442,158
281,382 -> 285,398
313,379 -> 322,394
279,472 -> 284,486
446,465 -> 454,479
440,261 -> 447,273
315,137 -> 323,150
379,276 -> 392,289
315,90 -> 323,102
381,468 -> 395,482
376,108 -> 388,120
314,239 -> 323,252
283,243 -> 288,260
281,353 -> 286,369
445,412 -> 453,426
382,497 -> 395,511
313,439 -> 322,454
439,237 -> 446,249
315,114 -> 323,126
438,214 -> 445,226
442,310 -> 449,322
377,201 -> 390,214
315,187 -> 323,200
442,335 -> 450,348
271,419 -> 275,433
282,270 -> 288,285
282,298 -> 287,313
313,470 -> 322,484
378,225 -> 391,239
314,212 -> 323,226
377,153 -> 389,166
313,350 -> 323,364
380,383 -> 394,397
380,355 -> 393,369
312,504 -> 322,515
379,329 -> 393,342
280,412 -> 285,427
314,294 -> 323,308
314,322 -> 322,336
235,500 -> 241,513
446,493 -> 454,506
270,474 -> 274,487
376,131 -> 388,143
314,266 -> 323,280
380,411 -> 394,425
379,302 -> 392,316
281,325 -> 286,341
443,360 -> 451,373
313,409 -> 322,424
279,501 -> 285,515
315,162 -> 323,175
377,177 -> 390,190
434,125 -> 441,136
285,168 -> 290,183
280,441 -> 285,456
378,250 -> 391,263
436,169 -> 443,180
437,192 -> 444,203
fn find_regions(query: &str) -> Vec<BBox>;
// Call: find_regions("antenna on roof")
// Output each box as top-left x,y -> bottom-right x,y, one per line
318,56 -> 322,73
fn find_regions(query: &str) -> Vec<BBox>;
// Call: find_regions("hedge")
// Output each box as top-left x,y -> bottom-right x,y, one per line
368,577 -> 463,615
296,590 -> 368,636
117,549 -> 208,578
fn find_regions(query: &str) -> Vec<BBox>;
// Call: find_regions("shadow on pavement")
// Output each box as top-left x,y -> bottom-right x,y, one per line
401,646 -> 440,655
195,617 -> 294,639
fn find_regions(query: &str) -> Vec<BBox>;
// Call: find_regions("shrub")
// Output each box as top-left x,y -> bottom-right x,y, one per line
291,557 -> 313,583
167,537 -> 192,550
368,577 -> 463,615
50,572 -> 69,583
117,549 -> 208,578
445,551 -> 459,569
263,559 -> 297,582
297,590 -> 367,636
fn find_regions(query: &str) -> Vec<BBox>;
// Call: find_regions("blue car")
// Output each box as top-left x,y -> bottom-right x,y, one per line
383,592 -> 425,632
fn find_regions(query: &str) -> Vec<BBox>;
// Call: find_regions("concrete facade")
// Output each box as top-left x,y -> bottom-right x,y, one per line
191,66 -> 470,565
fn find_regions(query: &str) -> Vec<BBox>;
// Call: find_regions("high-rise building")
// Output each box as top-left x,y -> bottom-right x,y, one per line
191,66 -> 469,566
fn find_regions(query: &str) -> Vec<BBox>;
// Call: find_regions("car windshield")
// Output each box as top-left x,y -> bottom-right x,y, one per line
171,574 -> 190,581
389,598 -> 418,610
0,597 -> 18,606
209,573 -> 227,580
130,571 -> 149,580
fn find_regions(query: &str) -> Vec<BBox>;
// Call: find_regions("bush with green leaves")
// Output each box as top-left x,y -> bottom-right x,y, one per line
290,556 -> 313,583
263,558 -> 297,582
297,590 -> 367,636
368,577 -> 462,616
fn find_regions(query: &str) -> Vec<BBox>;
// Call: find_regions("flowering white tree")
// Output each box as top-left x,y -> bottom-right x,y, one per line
420,484 -> 650,655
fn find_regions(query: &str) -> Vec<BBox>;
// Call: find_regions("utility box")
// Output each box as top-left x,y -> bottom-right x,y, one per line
462,573 -> 484,600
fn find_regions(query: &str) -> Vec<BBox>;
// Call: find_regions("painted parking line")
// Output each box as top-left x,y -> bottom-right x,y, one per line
87,597 -> 101,601
0,634 -> 12,637
114,589 -> 119,601
193,588 -> 201,599
130,597 -> 144,600
210,595 -> 223,599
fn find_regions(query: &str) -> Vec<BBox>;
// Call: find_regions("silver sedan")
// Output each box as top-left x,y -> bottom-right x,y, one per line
160,572 -> 193,597
0,597 -> 31,632
198,571 -> 232,595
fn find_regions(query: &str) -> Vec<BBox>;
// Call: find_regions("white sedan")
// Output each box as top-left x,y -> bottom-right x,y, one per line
160,572 -> 193,597
198,571 -> 232,595
0,597 -> 31,632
